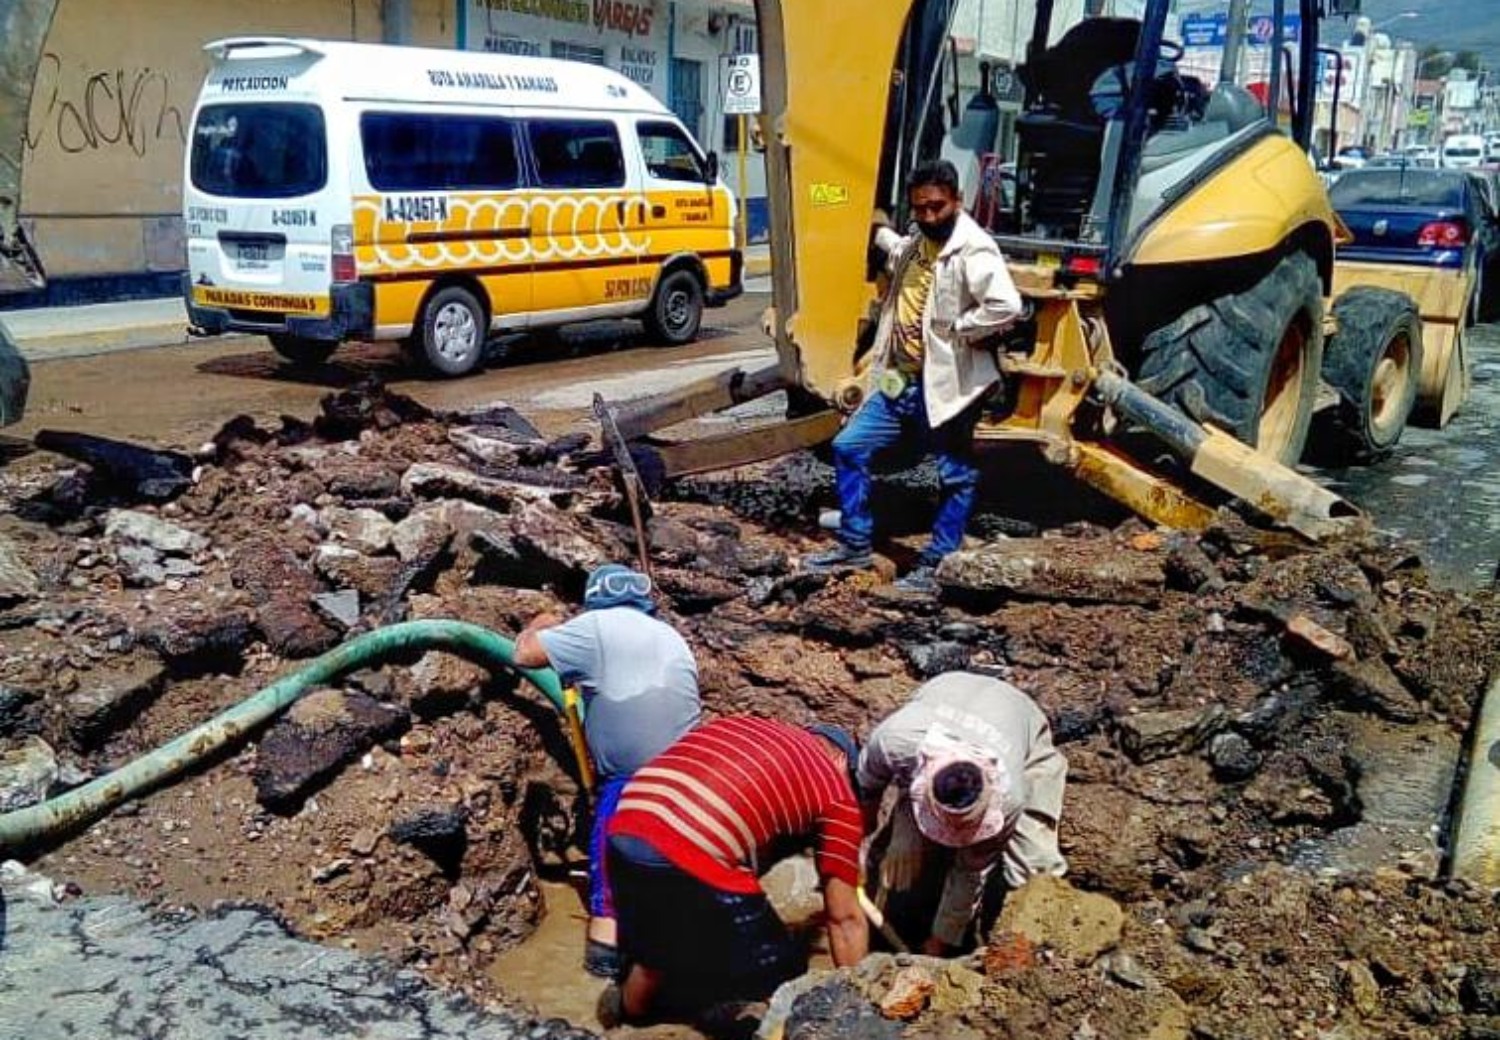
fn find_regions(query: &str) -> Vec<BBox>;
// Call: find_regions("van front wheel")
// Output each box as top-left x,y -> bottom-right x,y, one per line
418,286 -> 487,377
644,269 -> 704,345
268,334 -> 337,366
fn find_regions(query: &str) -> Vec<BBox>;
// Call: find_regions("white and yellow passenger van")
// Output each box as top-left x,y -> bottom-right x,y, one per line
183,38 -> 741,375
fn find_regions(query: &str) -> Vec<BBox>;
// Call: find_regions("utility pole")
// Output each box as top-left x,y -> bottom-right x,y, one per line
1220,0 -> 1249,85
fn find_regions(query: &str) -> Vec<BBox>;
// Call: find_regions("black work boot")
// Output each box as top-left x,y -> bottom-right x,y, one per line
803,544 -> 874,571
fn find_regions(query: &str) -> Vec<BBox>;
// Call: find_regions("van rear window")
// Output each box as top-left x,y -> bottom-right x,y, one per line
526,120 -> 626,189
361,112 -> 520,191
190,103 -> 327,199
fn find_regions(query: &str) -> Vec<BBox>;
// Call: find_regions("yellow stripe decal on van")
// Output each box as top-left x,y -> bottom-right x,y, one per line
194,287 -> 330,316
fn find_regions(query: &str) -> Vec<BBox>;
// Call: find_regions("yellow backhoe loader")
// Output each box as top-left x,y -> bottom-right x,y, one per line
611,0 -> 1472,541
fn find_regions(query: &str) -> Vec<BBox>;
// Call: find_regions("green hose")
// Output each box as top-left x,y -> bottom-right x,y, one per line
0,619 -> 564,856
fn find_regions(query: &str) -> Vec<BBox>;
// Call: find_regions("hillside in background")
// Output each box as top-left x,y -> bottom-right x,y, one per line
1336,0 -> 1500,74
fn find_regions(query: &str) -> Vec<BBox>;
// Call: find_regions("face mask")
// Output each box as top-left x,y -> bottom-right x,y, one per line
917,211 -> 958,242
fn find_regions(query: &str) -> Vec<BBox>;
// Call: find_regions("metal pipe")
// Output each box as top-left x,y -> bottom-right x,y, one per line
1094,370 -> 1359,540
1451,672 -> 1500,885
0,620 -> 567,856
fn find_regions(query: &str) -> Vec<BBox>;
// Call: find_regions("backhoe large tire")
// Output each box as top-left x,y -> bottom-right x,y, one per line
1320,287 -> 1422,462
1137,251 -> 1325,465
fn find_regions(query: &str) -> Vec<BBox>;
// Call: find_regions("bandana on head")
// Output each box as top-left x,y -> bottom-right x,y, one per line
908,725 -> 1019,848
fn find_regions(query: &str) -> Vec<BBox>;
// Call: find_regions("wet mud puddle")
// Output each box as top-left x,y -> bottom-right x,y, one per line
491,859 -> 832,1034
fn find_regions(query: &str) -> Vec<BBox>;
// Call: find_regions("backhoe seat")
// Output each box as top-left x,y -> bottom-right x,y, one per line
1015,18 -> 1142,235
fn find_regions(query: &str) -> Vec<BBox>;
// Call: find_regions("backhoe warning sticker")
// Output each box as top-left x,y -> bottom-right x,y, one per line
194,287 -> 329,315
810,182 -> 851,207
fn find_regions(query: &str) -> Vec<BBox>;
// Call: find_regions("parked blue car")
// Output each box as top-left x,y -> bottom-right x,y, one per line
1330,167 -> 1500,324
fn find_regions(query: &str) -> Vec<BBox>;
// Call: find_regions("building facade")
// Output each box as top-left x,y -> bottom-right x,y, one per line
458,0 -> 768,241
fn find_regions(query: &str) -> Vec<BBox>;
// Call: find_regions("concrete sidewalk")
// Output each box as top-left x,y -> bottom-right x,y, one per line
1,244 -> 772,363
2,297 -> 204,362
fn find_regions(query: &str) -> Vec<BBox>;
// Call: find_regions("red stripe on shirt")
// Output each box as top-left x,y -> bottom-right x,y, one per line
608,717 -> 864,893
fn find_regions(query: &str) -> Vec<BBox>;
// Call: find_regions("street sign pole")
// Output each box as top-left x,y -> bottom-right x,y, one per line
737,114 -> 749,250
722,53 -> 761,253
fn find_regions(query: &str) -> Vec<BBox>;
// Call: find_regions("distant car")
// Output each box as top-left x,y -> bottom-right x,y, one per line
1441,134 -> 1487,169
1330,167 -> 1500,325
1334,146 -> 1369,170
0,320 -> 29,427
1364,154 -> 1436,170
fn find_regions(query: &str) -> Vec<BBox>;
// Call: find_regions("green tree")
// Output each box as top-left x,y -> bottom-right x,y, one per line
1452,49 -> 1481,74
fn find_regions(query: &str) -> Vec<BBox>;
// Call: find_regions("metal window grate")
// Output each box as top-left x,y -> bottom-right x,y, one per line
670,57 -> 704,141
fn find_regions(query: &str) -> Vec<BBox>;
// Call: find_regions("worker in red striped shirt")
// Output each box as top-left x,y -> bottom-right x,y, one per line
602,717 -> 869,1024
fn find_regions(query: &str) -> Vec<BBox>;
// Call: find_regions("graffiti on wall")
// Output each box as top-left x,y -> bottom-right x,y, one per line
24,52 -> 188,159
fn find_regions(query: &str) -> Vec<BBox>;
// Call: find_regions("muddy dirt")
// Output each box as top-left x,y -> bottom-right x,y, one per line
3,382 -> 1500,1039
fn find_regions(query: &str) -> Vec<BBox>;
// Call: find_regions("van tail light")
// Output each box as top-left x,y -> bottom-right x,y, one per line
1417,220 -> 1469,248
331,223 -> 357,282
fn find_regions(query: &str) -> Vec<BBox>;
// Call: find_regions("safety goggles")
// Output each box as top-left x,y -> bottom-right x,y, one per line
586,570 -> 652,601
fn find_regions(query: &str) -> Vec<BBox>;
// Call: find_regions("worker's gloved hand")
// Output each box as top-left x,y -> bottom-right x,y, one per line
879,799 -> 926,893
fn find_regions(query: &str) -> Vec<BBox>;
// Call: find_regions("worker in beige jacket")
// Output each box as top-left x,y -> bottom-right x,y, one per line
805,158 -> 1023,594
857,671 -> 1067,954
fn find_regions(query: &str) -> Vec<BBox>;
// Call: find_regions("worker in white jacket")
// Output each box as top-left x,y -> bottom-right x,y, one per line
857,671 -> 1067,955
805,158 -> 1023,594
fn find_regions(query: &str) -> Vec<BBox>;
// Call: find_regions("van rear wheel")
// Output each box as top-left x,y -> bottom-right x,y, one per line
268,334 -> 337,366
644,269 -> 704,345
417,285 -> 487,377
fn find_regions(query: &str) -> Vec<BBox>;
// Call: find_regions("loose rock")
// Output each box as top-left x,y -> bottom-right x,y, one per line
105,509 -> 208,556
1116,705 -> 1227,764
0,736 -> 59,812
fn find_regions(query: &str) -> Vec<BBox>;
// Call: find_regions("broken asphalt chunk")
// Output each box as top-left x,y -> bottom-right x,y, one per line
140,607 -> 257,675
938,537 -> 1166,606
252,689 -> 410,811
58,656 -> 166,748
33,430 -> 193,502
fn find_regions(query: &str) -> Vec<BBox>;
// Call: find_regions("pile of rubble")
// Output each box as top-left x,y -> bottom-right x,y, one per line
1,383 -> 1498,1038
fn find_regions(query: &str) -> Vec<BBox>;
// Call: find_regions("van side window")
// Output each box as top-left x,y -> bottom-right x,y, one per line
637,121 -> 707,183
361,112 -> 520,191
526,120 -> 626,189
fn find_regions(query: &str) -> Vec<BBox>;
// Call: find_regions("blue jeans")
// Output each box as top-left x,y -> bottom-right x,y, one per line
589,774 -> 630,919
831,380 -> 981,565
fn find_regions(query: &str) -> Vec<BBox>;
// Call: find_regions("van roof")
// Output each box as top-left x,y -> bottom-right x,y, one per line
201,37 -> 672,117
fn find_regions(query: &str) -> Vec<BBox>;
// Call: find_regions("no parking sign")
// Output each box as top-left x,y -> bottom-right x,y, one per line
722,53 -> 761,115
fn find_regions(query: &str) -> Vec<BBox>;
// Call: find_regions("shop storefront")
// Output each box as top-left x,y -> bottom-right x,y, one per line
459,0 -> 767,241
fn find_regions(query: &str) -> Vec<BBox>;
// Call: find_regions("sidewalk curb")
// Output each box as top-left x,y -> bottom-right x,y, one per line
15,324 -> 202,363
745,252 -> 773,279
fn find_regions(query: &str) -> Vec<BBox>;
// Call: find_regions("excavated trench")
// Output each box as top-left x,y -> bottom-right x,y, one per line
2,383 -> 1499,1039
